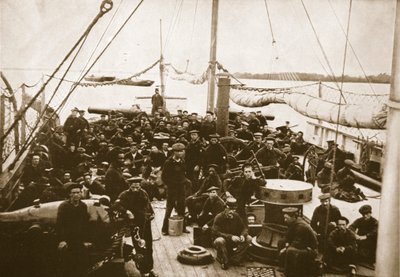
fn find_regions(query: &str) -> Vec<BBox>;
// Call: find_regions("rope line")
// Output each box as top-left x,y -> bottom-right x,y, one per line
300,0 -> 348,104
0,0 -> 113,144
263,0 -> 276,44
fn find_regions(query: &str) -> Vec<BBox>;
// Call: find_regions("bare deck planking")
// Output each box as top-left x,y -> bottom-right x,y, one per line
150,198 -> 375,277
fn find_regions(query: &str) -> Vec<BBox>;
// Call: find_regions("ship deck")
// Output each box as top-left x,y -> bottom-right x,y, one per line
149,181 -> 378,277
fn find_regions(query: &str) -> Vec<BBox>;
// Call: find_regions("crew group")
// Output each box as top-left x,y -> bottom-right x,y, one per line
14,103 -> 377,277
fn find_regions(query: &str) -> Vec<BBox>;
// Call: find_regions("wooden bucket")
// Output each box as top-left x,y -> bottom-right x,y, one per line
168,215 -> 183,236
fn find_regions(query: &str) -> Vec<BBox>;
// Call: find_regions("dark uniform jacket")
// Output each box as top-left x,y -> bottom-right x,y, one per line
185,139 -> 203,169
118,188 -> 154,227
349,216 -> 378,239
161,156 -> 187,185
200,121 -> 216,140
202,143 -> 227,173
254,146 -> 286,166
227,176 -> 264,203
285,217 -> 318,251
105,164 -> 128,201
56,200 -> 89,244
311,204 -> 341,235
212,211 -> 248,240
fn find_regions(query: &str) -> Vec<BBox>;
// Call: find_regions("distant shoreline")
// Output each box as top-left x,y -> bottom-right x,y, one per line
233,72 -> 391,84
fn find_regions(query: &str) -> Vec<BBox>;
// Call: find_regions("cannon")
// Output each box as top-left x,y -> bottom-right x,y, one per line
88,106 -> 145,119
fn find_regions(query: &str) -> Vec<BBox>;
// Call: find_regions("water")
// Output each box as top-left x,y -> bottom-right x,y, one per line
5,69 -> 389,143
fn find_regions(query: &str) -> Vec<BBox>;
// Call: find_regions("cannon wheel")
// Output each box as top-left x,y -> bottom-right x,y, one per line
219,136 -> 247,156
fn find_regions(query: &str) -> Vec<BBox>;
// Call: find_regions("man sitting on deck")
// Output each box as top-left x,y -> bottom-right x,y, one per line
349,204 -> 378,265
279,207 -> 318,277
327,216 -> 357,276
212,198 -> 252,270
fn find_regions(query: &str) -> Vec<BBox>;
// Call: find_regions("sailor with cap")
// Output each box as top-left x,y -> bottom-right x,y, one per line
188,113 -> 202,133
105,148 -> 128,202
285,156 -> 304,181
202,134 -> 228,174
252,136 -> 286,178
256,110 -> 267,127
124,142 -> 144,176
185,164 -> 222,223
248,111 -> 261,133
201,111 -> 217,140
151,87 -> 164,115
198,186 -> 225,228
311,193 -> 342,250
185,129 -> 204,185
63,107 -> 81,146
117,177 -> 158,277
236,121 -> 254,141
349,205 -> 378,264
336,159 -> 367,200
316,162 -> 336,192
236,132 -> 265,161
280,206 -> 318,277
212,198 -> 252,270
56,181 -> 92,277
161,143 -> 191,235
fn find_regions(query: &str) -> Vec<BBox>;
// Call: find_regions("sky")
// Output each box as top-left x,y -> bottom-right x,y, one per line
0,0 -> 397,86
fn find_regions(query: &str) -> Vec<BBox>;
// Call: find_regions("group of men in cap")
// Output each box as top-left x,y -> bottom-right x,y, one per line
278,193 -> 378,277
13,103 -> 380,276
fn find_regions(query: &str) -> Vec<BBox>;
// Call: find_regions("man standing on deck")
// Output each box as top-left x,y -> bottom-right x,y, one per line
117,177 -> 158,277
151,88 -> 164,115
56,182 -> 91,277
105,149 -> 128,202
63,107 -> 81,147
212,198 -> 252,270
185,130 -> 203,186
310,193 -> 342,251
161,143 -> 191,235
279,207 -> 318,277
202,134 -> 227,174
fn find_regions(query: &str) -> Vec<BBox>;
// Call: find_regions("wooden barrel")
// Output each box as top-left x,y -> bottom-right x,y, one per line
168,215 -> 183,236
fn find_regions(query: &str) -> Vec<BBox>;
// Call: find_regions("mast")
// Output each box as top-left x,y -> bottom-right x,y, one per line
159,19 -> 166,109
207,0 -> 219,112
376,0 -> 400,276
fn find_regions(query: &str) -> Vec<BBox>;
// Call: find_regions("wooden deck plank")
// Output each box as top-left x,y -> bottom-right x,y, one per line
150,199 -> 374,277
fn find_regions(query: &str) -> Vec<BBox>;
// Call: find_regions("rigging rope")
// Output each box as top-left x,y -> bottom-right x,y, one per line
327,0 -> 380,101
0,0 -> 114,144
299,0 -> 348,103
263,0 -> 276,45
8,0 -> 145,169
186,0 -> 199,71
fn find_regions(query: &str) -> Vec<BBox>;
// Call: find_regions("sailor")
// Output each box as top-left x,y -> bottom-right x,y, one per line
151,88 -> 164,115
63,107 -> 81,146
124,142 -> 144,177
256,111 -> 266,127
253,137 -> 286,178
198,186 -> 225,228
310,193 -> 342,250
212,198 -> 252,270
290,131 -> 307,154
200,111 -> 216,140
188,112 -> 202,132
236,132 -> 264,160
248,111 -> 261,133
236,121 -> 254,141
186,164 -> 222,223
279,207 -> 318,277
56,182 -> 91,277
349,205 -> 378,264
185,129 -> 204,186
225,163 -> 264,225
327,216 -> 357,276
161,143 -> 191,235
21,153 -> 45,187
117,177 -> 158,277
105,148 -> 128,202
202,134 -> 228,174
336,159 -> 367,201
285,156 -> 304,181
317,162 -> 336,192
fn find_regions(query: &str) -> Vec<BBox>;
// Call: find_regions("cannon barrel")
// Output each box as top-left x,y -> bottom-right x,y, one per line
88,107 -> 142,116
